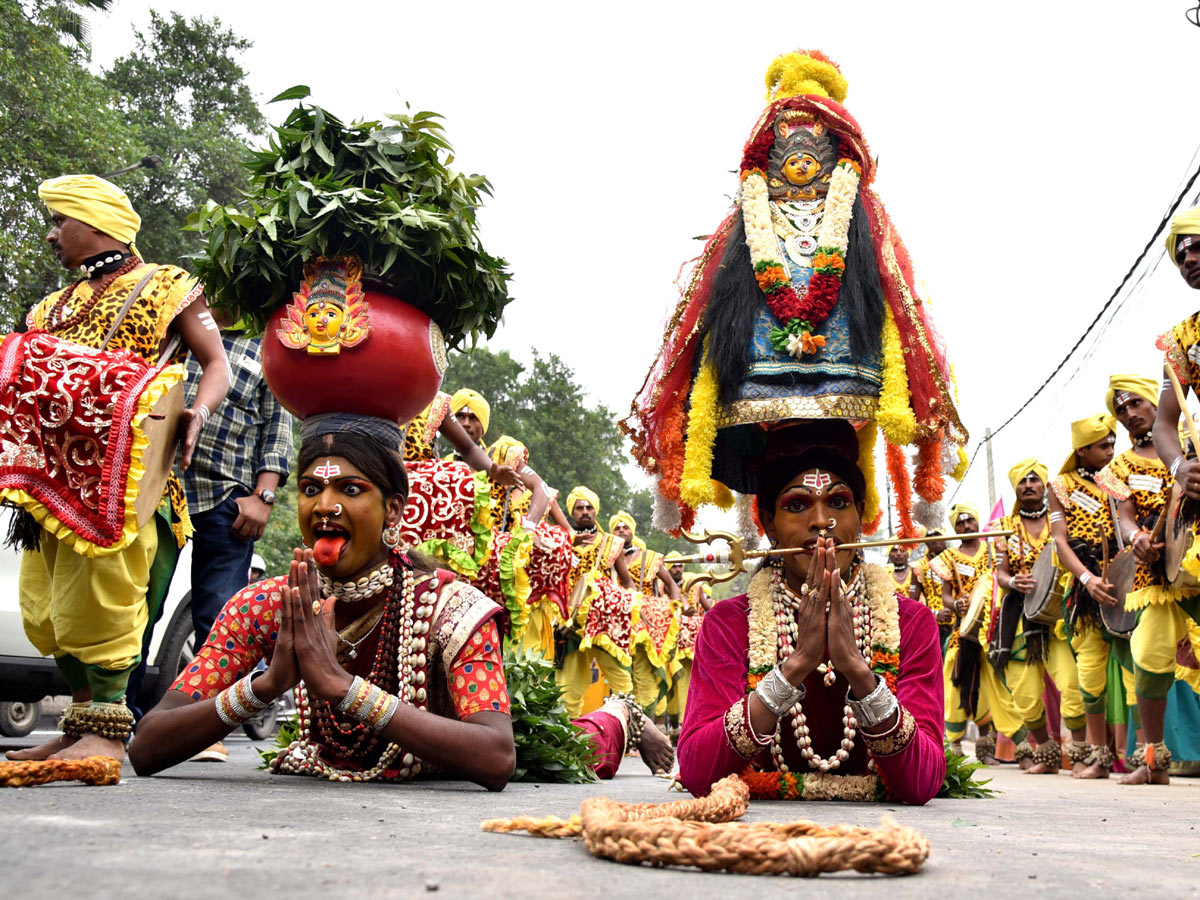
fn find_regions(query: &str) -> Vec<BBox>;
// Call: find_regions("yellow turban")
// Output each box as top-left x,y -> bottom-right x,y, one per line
1165,207 -> 1200,265
1104,374 -> 1159,417
38,174 -> 141,258
1060,413 -> 1117,473
608,511 -> 636,534
450,388 -> 490,436
565,485 -> 599,517
665,550 -> 686,564
1007,458 -> 1049,493
948,503 -> 980,528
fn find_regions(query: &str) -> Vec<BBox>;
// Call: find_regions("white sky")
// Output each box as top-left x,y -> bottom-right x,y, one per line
90,1 -> 1200,534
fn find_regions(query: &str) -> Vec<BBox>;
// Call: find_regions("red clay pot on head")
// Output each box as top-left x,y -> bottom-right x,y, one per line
261,285 -> 446,423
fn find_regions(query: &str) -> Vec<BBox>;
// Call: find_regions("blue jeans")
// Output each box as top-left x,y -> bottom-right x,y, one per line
191,491 -> 256,650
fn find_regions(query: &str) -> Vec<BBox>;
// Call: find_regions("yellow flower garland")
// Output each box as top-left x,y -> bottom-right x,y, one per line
857,422 -> 880,529
680,342 -> 720,510
877,303 -> 917,446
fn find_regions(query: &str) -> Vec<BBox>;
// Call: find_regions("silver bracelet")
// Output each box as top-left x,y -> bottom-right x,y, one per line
337,675 -> 366,713
1170,456 -> 1184,479
845,674 -> 898,729
754,666 -> 805,717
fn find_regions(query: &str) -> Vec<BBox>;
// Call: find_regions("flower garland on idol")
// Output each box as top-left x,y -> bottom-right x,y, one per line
743,563 -> 900,801
740,153 -> 861,358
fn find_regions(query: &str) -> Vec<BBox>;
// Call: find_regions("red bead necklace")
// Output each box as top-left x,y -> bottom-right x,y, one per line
44,255 -> 142,333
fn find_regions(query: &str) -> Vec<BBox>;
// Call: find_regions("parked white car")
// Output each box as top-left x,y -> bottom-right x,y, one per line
0,532 -> 197,736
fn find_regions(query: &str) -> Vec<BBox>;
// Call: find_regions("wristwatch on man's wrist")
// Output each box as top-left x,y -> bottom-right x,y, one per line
253,488 -> 276,505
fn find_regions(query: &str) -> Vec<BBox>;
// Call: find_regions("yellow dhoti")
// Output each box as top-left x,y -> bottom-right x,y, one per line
19,523 -> 158,700
556,646 -> 632,718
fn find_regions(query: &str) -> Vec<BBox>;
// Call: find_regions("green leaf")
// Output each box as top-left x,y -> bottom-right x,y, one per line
269,85 -> 311,103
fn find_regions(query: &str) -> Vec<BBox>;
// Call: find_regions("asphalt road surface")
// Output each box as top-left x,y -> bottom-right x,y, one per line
2,728 -> 1199,899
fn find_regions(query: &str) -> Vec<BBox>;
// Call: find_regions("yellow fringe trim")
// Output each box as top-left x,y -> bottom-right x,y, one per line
877,303 -> 917,446
680,343 -> 720,510
578,631 -> 633,668
857,422 -> 880,529
711,480 -> 735,511
0,363 -> 186,558
629,597 -> 682,669
1126,582 -> 1194,612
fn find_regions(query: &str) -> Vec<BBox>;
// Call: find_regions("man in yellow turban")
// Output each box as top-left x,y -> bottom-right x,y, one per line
931,501 -> 1023,762
8,174 -> 231,764
450,388 -> 490,447
1047,412 -> 1138,779
1098,372 -> 1200,785
556,486 -> 640,718
992,457 -> 1085,774
606,511 -> 682,718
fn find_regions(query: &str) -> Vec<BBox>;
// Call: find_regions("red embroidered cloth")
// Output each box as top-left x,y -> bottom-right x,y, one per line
399,460 -> 482,564
0,331 -> 166,549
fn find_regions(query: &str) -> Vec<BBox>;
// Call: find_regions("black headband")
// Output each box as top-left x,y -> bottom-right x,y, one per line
299,412 -> 404,451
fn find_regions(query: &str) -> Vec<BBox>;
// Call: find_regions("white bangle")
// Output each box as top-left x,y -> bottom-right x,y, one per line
196,403 -> 211,429
1079,571 -> 1092,586
1170,456 -> 1184,479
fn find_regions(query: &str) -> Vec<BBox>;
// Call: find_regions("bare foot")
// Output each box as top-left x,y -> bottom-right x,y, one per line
6,734 -> 78,761
1018,756 -> 1033,770
637,720 -> 675,775
1025,762 -> 1057,775
1076,761 -> 1109,780
1118,764 -> 1169,785
977,753 -> 999,766
1071,762 -> 1087,777
49,733 -> 125,762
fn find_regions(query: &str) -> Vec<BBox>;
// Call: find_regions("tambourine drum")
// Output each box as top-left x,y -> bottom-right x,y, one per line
1165,495 -> 1200,591
1024,543 -> 1066,625
959,579 -> 989,643
134,382 -> 185,528
1102,547 -> 1139,638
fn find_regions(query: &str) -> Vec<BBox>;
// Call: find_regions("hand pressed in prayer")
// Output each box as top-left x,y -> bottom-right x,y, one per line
290,549 -> 353,700
255,554 -> 302,700
778,540 -> 833,682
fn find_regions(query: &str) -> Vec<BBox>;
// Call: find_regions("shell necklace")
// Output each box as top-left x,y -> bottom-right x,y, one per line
274,563 -> 436,782
768,567 -> 872,774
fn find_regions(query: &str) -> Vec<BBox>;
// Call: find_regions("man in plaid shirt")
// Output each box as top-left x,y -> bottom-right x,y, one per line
183,329 -> 292,655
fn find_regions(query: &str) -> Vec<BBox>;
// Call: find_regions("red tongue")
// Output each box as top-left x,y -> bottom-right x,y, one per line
313,536 -> 347,567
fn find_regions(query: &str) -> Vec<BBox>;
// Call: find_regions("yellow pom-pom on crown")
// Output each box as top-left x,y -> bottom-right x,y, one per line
765,50 -> 849,104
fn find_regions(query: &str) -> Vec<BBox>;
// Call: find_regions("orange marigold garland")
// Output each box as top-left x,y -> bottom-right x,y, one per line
885,442 -> 916,538
913,434 -> 945,502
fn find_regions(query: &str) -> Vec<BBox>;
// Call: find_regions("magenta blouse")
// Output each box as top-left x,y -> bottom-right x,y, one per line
678,591 -> 946,804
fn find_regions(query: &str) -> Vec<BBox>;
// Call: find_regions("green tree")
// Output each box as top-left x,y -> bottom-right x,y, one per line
103,11 -> 266,268
0,0 -> 142,324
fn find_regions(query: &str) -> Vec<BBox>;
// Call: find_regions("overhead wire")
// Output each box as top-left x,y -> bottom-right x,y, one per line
948,149 -> 1200,504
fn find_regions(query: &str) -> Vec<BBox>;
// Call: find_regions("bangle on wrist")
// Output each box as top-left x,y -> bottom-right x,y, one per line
845,674 -> 898,729
1079,571 -> 1092,586
754,665 -> 805,717
215,672 -> 270,727
1170,456 -> 1184,479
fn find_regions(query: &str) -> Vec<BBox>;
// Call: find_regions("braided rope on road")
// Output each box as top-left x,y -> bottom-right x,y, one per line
0,755 -> 122,787
481,775 -> 930,876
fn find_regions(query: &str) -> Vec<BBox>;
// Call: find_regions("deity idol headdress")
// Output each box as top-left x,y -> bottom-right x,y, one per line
620,50 -> 968,538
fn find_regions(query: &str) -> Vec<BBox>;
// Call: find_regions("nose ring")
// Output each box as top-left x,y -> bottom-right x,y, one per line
827,518 -> 837,529
333,503 -> 343,517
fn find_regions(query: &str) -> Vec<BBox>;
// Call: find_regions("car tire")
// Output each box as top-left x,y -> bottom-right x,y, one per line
0,700 -> 42,737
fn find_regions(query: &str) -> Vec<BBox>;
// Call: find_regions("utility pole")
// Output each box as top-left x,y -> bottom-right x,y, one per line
984,427 -> 996,513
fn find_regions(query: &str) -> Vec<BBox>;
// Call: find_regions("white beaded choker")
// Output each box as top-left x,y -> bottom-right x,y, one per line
318,562 -> 394,602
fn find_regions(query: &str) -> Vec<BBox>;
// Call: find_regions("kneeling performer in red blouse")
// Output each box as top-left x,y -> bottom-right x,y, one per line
678,423 -> 946,804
